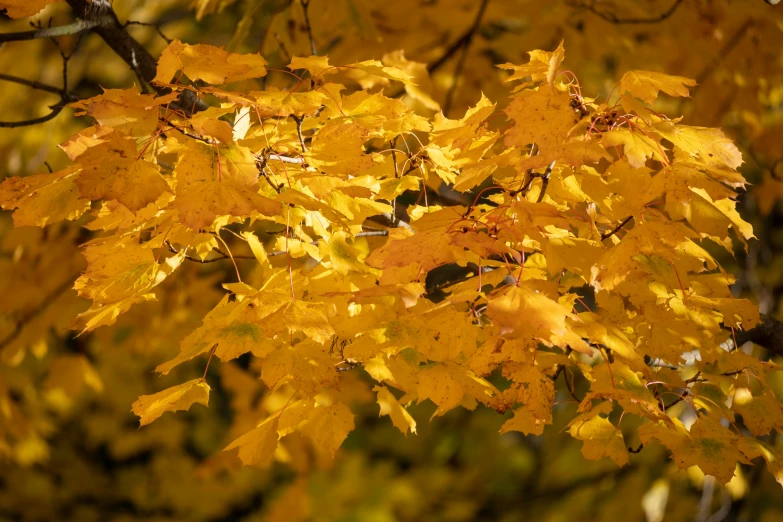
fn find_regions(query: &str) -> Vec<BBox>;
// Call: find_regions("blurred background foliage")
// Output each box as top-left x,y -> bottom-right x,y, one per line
1,0 -> 783,520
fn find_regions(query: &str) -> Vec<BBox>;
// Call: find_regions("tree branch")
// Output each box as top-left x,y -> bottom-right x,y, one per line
427,0 -> 490,75
0,19 -> 100,44
300,0 -> 317,55
535,161 -> 556,203
0,73 -> 67,96
734,314 -> 783,357
0,104 -> 65,128
601,215 -> 633,240
65,0 -> 204,114
577,0 -> 684,24
0,275 -> 77,352
441,0 -> 491,115
168,231 -> 390,264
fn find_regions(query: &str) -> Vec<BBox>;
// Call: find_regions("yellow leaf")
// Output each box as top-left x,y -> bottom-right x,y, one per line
602,128 -> 666,168
172,140 -> 282,230
153,40 -> 267,85
224,416 -> 279,467
504,87 -> 579,154
546,40 -> 566,86
654,123 -> 742,170
306,121 -> 376,175
289,55 -> 331,77
500,406 -> 548,436
260,343 -> 338,396
568,403 -> 629,467
640,417 -> 747,484
302,401 -> 355,457
0,0 -> 60,18
0,166 -> 90,227
131,378 -> 211,427
76,131 -> 170,211
345,60 -> 416,85
487,285 -> 590,353
620,70 -> 697,104
242,231 -> 269,266
374,385 -> 416,435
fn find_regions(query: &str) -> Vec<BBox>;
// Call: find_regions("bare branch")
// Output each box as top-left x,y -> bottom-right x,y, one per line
124,20 -> 173,44
0,73 -> 74,97
0,275 -> 77,352
442,0 -> 490,115
300,0 -> 317,55
0,19 -> 100,44
427,0 -> 490,75
0,104 -> 65,128
268,154 -> 305,164
576,0 -> 684,24
734,314 -> 783,357
601,215 -> 633,240
169,231 -> 390,265
65,0 -> 204,115
292,115 -> 307,152
535,161 -> 556,203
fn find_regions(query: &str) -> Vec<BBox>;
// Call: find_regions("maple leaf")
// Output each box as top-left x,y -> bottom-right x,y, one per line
0,0 -> 60,18
487,285 -> 590,353
640,417 -> 748,484
567,403 -> 628,467
601,128 -> 666,168
0,166 -> 90,227
224,416 -> 279,467
69,89 -> 177,137
75,130 -> 170,211
131,378 -> 211,427
374,385 -> 417,436
171,140 -> 281,230
504,87 -> 579,154
301,400 -> 355,458
153,40 -> 267,85
620,70 -> 697,105
500,406 -> 548,436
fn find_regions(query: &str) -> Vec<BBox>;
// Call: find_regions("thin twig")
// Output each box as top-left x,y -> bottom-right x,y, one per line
578,0 -> 684,24
0,275 -> 78,351
292,115 -> 307,152
0,19 -> 101,43
0,74 -> 72,97
201,343 -> 218,381
167,231 -> 390,264
535,161 -> 556,203
269,154 -> 305,164
601,215 -> 633,240
427,0 -> 491,75
301,0 -> 317,55
0,105 -> 65,128
124,20 -> 173,43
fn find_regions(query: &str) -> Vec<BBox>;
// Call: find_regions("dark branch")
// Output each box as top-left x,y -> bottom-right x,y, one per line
124,20 -> 173,44
292,115 -> 307,152
734,314 -> 783,357
168,231 -> 390,264
0,19 -> 100,43
441,0 -> 491,115
0,275 -> 77,352
301,0 -> 317,55
0,73 -> 74,96
535,161 -> 556,203
65,0 -> 204,114
0,104 -> 65,128
427,0 -> 490,75
578,0 -> 684,24
601,215 -> 633,240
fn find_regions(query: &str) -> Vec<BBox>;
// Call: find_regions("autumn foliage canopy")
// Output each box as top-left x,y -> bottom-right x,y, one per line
1,0 -> 783,520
